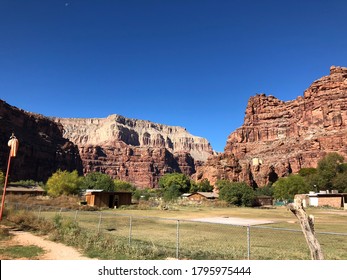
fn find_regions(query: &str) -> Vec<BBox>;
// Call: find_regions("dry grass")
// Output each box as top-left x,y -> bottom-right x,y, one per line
3,195 -> 347,259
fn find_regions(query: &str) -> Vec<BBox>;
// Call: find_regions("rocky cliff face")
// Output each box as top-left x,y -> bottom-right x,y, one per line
196,66 -> 347,187
0,100 -> 82,182
54,115 -> 214,188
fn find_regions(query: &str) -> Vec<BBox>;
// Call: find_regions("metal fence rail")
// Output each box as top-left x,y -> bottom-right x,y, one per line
5,202 -> 347,260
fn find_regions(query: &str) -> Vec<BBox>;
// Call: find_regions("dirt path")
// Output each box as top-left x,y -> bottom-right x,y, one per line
6,230 -> 95,260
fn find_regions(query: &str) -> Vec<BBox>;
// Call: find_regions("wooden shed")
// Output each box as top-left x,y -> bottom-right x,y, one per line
5,185 -> 45,196
85,190 -> 132,208
253,196 -> 274,207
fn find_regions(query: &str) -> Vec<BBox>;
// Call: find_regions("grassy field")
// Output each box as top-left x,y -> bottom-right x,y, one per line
4,198 -> 347,260
28,203 -> 346,260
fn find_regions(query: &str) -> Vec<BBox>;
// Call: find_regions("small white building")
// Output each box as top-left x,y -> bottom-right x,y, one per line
308,191 -> 347,209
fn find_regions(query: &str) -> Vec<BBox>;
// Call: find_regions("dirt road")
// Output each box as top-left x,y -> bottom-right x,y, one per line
4,230 -> 94,260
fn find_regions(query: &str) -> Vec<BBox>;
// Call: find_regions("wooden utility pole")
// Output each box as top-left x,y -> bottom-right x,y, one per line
287,194 -> 324,260
0,134 -> 19,221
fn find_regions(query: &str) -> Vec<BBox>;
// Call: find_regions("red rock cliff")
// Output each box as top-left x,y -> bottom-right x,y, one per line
196,66 -> 347,187
54,115 -> 215,188
0,100 -> 83,182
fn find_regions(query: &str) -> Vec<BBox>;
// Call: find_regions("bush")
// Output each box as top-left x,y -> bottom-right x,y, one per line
218,181 -> 255,207
6,210 -> 55,234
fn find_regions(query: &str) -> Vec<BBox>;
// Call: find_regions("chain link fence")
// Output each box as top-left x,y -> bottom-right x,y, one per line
5,202 -> 347,260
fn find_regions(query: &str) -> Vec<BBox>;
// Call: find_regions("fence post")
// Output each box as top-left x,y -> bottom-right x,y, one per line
129,216 -> 132,246
176,220 -> 180,259
74,210 -> 78,222
97,212 -> 102,233
38,205 -> 42,219
247,225 -> 251,260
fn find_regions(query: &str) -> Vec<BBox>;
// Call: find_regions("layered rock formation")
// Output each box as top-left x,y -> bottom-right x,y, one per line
0,100 -> 82,182
54,115 -> 214,188
196,66 -> 347,187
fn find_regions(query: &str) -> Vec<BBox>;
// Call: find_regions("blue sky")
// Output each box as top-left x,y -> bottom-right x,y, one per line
1,0 -> 346,152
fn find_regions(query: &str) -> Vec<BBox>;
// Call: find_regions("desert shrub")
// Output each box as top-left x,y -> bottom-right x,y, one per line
6,210 -> 55,234
0,227 -> 12,241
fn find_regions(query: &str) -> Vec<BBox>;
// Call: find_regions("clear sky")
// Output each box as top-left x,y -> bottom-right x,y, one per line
1,0 -> 346,152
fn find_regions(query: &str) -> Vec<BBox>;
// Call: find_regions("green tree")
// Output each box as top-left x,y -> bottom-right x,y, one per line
218,181 -> 255,207
298,167 -> 319,191
190,178 -> 213,193
114,179 -> 135,192
159,173 -> 191,201
82,172 -> 115,191
298,168 -> 317,177
46,170 -> 82,197
255,185 -> 274,197
273,174 -> 310,200
332,172 -> 347,193
133,188 -> 151,201
316,152 -> 344,190
162,184 -> 181,202
215,179 -> 233,192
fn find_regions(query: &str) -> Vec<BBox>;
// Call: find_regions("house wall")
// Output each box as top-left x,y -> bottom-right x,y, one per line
96,193 -> 110,208
309,197 -> 319,207
318,197 -> 343,208
85,194 -> 94,206
86,192 -> 132,208
117,193 -> 132,206
86,193 -> 108,207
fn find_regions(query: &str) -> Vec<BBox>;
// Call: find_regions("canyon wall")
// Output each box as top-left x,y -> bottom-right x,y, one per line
196,66 -> 347,187
0,100 -> 82,182
54,115 -> 215,188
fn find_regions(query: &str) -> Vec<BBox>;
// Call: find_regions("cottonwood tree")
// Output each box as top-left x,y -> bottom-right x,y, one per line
46,170 -> 82,197
218,180 -> 255,207
159,173 -> 192,201
190,178 -> 213,193
273,175 -> 310,201
316,152 -> 344,191
113,179 -> 135,192
82,172 -> 115,191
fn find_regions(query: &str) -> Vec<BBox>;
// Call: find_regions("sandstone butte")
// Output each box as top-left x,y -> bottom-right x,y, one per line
53,115 -> 215,188
1,65 -> 346,188
196,66 -> 347,187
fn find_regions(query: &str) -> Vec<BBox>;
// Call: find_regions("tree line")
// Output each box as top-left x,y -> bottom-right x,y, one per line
1,152 -> 346,207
